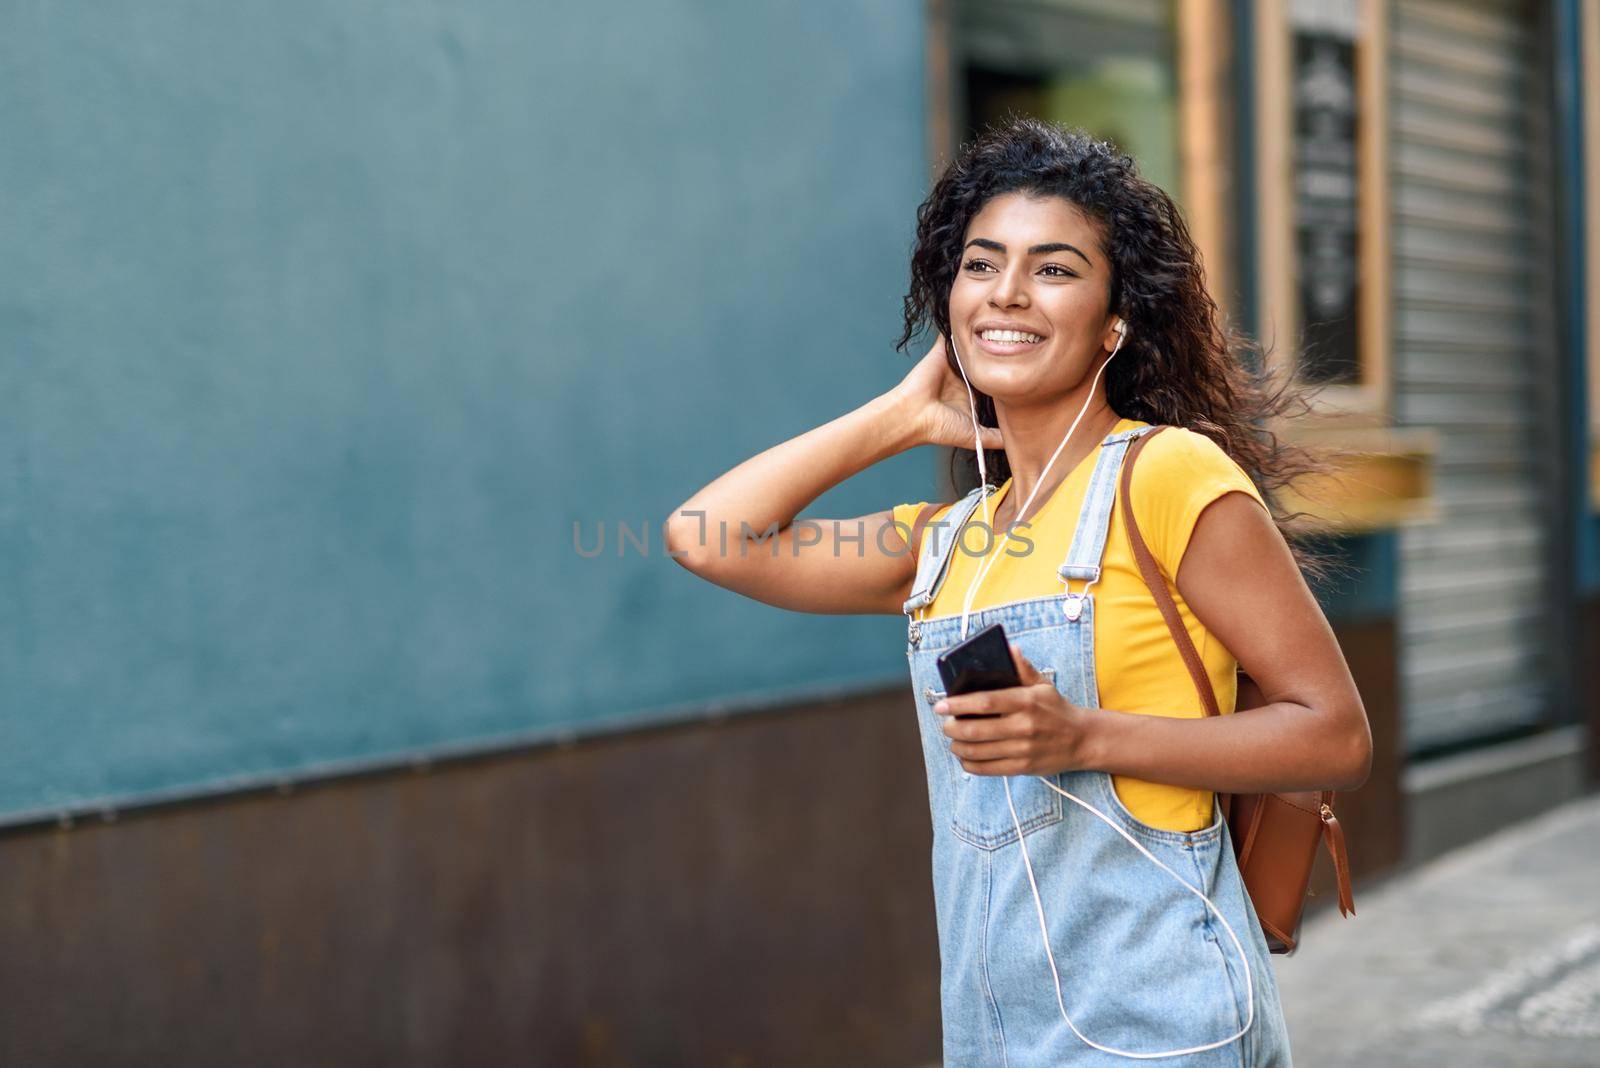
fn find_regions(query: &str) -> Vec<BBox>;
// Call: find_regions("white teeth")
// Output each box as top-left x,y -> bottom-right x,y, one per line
980,329 -> 1043,344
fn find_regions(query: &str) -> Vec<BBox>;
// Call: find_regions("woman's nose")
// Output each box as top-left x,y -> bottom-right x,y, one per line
989,267 -> 1029,307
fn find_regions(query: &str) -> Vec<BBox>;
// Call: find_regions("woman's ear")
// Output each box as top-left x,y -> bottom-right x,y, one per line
1104,317 -> 1127,352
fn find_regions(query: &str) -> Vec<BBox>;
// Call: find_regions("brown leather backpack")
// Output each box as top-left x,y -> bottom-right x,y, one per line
1121,425 -> 1355,954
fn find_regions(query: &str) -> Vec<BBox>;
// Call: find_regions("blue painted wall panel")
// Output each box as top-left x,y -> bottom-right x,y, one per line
0,2 -> 932,822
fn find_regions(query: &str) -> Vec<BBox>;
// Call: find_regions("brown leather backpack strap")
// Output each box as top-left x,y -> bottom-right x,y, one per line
1119,427 -> 1221,719
1125,429 -> 1357,924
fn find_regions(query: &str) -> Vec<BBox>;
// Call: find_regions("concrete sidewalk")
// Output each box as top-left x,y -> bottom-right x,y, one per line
1274,790 -> 1600,1067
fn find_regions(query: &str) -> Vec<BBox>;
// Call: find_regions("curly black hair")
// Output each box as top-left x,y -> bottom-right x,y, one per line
896,116 -> 1345,583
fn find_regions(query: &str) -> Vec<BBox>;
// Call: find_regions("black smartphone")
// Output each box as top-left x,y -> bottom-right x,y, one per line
935,622 -> 1021,718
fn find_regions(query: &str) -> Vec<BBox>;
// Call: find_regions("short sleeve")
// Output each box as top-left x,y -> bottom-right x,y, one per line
896,502 -> 953,562
891,501 -> 932,556
1127,428 -> 1269,581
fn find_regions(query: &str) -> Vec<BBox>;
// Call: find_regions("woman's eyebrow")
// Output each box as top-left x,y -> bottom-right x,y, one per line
964,237 -> 1092,268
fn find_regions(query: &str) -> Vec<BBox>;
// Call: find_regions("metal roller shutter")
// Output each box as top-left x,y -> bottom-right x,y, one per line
1392,0 -> 1556,753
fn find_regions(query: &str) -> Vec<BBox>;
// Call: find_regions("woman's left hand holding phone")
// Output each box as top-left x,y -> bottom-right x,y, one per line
934,643 -> 1100,776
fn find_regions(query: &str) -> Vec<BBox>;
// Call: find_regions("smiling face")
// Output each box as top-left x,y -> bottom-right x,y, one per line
947,191 -> 1122,406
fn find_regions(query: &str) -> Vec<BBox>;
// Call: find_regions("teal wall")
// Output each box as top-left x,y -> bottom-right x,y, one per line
0,2 -> 933,824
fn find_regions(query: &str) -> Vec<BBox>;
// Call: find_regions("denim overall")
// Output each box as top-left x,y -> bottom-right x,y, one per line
902,424 -> 1292,1066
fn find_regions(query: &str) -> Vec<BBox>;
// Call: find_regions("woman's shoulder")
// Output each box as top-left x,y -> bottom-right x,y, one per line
1125,424 -> 1268,576
1132,425 -> 1262,497
892,482 -> 991,530
1132,422 -> 1228,460
892,482 -> 998,562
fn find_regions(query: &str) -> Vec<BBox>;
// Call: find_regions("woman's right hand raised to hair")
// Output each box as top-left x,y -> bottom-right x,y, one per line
889,335 -> 1006,452
665,334 -> 1005,617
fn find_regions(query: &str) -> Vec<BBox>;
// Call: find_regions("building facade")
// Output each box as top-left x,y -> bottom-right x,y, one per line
3,2 -> 1597,1064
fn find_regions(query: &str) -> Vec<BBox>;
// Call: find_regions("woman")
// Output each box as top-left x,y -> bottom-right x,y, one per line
666,119 -> 1370,1066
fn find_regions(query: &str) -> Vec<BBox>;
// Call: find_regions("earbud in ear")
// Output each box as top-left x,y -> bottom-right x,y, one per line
1115,318 -> 1128,339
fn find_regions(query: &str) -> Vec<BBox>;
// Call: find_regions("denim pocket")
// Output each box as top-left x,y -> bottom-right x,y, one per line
948,768 -> 1067,849
941,666 -> 1065,850
1015,820 -> 1249,1058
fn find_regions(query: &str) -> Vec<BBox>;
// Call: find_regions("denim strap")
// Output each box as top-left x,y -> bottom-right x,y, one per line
1056,424 -> 1158,592
901,483 -> 994,616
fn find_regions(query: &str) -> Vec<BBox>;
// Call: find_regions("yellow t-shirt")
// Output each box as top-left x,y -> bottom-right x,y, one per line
893,417 -> 1270,832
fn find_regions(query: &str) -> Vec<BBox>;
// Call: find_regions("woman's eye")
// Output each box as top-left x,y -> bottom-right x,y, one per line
962,259 -> 1075,278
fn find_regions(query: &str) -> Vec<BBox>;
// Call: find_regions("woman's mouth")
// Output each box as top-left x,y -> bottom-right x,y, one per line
973,328 -> 1047,355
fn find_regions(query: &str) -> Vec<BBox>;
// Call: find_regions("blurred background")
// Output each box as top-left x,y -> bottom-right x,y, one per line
3,0 -> 1598,1064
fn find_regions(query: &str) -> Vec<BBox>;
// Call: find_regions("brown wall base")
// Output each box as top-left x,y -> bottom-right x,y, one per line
0,691 -> 943,1068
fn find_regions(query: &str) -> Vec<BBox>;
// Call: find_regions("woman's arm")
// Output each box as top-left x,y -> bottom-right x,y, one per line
665,339 -> 1004,616
935,490 -> 1373,793
1082,491 -> 1372,792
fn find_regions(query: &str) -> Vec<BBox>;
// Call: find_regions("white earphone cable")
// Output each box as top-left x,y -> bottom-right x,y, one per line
950,328 -> 1124,641
945,319 -> 1256,1058
1003,775 -> 1257,1058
